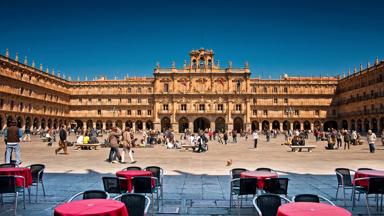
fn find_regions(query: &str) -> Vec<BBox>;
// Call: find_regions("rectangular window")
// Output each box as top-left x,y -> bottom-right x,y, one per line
235,104 -> 241,111
263,110 -> 268,115
164,83 -> 169,92
29,90 -> 32,96
10,100 -> 14,110
163,104 -> 169,111
273,98 -> 278,104
315,110 -> 320,116
137,110 -> 141,115
0,99 -> 3,109
19,103 -> 23,111
128,88 -> 131,93
217,104 -> 223,111
97,110 -> 101,115
79,98 -> 82,102
29,104 -> 32,112
108,98 -> 111,102
88,98 -> 91,102
127,110 -> 131,115
273,87 -> 277,93
43,106 -> 46,113
128,98 -> 131,103
147,110 -> 152,115
181,104 -> 187,111
294,110 -> 300,116
20,88 -> 24,94
284,98 -> 288,104
138,99 -> 141,104
284,87 -> 288,93
199,104 -> 205,111
98,98 -> 101,102
253,109 -> 257,116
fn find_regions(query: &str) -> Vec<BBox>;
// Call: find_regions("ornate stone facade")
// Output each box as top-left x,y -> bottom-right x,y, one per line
1,48 -> 383,133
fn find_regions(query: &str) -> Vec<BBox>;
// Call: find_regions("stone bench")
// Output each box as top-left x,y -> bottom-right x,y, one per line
74,143 -> 101,150
289,145 -> 316,152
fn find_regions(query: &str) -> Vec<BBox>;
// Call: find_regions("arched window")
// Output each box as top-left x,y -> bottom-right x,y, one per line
199,57 -> 204,68
207,59 -> 212,68
192,59 -> 197,69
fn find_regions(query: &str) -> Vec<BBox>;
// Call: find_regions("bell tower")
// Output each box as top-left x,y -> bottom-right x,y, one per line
189,48 -> 215,70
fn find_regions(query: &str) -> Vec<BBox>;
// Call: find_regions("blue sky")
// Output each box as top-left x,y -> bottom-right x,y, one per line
1,0 -> 383,79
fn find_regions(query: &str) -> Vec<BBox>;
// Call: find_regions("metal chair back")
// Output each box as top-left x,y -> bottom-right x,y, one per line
263,178 -> 289,195
115,193 -> 150,216
335,168 -> 353,187
132,176 -> 153,194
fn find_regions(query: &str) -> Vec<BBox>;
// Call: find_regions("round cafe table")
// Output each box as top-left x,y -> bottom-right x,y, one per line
54,199 -> 128,216
354,169 -> 384,188
277,202 -> 352,216
116,170 -> 153,192
240,170 -> 278,189
0,167 -> 32,188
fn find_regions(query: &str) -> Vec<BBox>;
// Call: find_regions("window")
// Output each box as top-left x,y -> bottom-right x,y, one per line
79,98 -> 82,102
315,110 -> 320,116
20,87 -> 24,94
119,98 -> 122,103
284,87 -> 288,93
147,110 -> 152,115
199,104 -> 205,111
253,98 -> 257,104
29,90 -> 32,96
263,110 -> 268,115
217,104 -> 223,111
294,110 -> 300,116
235,104 -> 241,111
10,100 -> 14,110
88,98 -> 91,102
252,86 -> 256,93
273,87 -> 277,93
97,110 -> 101,115
128,88 -> 131,93
108,98 -> 111,102
0,99 -> 3,109
127,110 -> 131,115
164,83 -> 169,92
147,87 -> 152,93
43,106 -> 46,113
273,98 -> 278,104
19,102 -> 23,111
29,104 -> 32,112
263,86 -> 267,93
181,104 -> 187,111
138,99 -> 141,104
163,104 -> 169,111
137,110 -> 141,115
253,109 -> 257,116
284,98 -> 288,104
44,93 -> 47,99
128,98 -> 131,103
98,98 -> 101,102
137,88 -> 141,93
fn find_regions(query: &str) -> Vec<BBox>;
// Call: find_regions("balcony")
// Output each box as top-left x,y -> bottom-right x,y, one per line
175,109 -> 226,114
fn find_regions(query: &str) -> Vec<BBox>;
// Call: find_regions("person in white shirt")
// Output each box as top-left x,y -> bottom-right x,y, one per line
76,135 -> 84,144
252,130 -> 259,148
367,130 -> 376,153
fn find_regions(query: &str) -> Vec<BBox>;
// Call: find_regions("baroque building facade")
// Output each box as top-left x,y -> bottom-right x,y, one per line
0,48 -> 383,133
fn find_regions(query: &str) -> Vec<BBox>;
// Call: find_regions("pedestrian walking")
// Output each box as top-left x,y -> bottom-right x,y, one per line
367,130 -> 376,153
223,131 -> 228,145
55,125 -> 68,155
252,130 -> 258,148
4,120 -> 23,165
22,127 -> 31,142
343,131 -> 351,150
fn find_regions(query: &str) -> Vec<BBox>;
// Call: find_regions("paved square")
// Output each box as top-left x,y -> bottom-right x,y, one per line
0,133 -> 383,215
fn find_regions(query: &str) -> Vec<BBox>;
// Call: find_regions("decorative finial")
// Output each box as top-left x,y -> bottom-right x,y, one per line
5,48 -> 9,58
354,66 -> 357,73
15,52 -> 19,62
68,76 -> 71,81
367,60 -> 370,68
171,61 -> 175,69
24,56 -> 28,65
39,64 -> 43,71
183,60 -> 187,68
52,68 -> 55,75
77,75 -> 80,81
57,70 -> 61,77
156,62 -> 160,69
244,61 -> 249,69
375,57 -> 379,65
342,72 -> 345,78
114,75 -> 117,80
46,67 -> 49,73
348,68 -> 351,76
360,64 -> 363,71
217,60 -> 220,67
85,75 -> 88,81
228,60 -> 232,68
31,60 -> 35,68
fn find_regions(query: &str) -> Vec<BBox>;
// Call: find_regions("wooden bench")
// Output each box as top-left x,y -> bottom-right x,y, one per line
181,145 -> 196,151
289,145 -> 316,152
74,143 -> 101,150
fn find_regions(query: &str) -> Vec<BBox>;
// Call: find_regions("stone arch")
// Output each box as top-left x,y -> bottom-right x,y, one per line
96,120 -> 103,130
357,119 -> 362,132
74,119 -> 83,129
106,120 -> 113,130
115,120 -> 123,129
303,120 -> 311,130
193,117 -> 210,133
16,116 -> 23,128
215,117 -> 226,132
372,118 -> 378,132
251,120 -> 259,131
41,118 -> 46,129
314,121 -> 321,130
272,120 -> 280,130
86,120 -> 93,129
233,117 -> 244,133
48,119 -> 52,129
262,120 -> 269,130
135,120 -> 143,130
364,119 -> 370,132
323,120 -> 337,131
6,115 -> 14,127
53,119 -> 58,129
283,120 -> 290,130
351,119 -> 356,130
179,117 -> 189,133
341,120 -> 348,130
380,117 -> 384,132
293,121 -> 300,130
125,120 -> 133,129
25,116 -> 31,129
161,117 -> 171,132
146,121 -> 154,130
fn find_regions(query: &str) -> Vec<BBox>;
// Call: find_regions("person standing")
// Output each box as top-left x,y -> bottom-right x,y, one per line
336,130 -> 343,149
367,130 -> 376,153
55,125 -> 68,155
4,121 -> 23,165
252,130 -> 258,148
223,131 -> 228,145
108,127 -> 121,163
122,127 -> 136,164
23,127 -> 31,142
232,130 -> 237,143
343,130 -> 351,150
351,130 -> 357,145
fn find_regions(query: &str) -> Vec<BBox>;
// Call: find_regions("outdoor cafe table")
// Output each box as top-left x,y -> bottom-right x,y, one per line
240,170 -> 278,189
116,170 -> 154,192
0,167 -> 32,188
354,169 -> 384,188
54,199 -> 128,216
277,202 -> 352,216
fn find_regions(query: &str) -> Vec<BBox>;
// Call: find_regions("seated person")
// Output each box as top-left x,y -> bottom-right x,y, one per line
291,136 -> 299,146
83,135 -> 90,144
76,135 -> 84,144
89,135 -> 99,144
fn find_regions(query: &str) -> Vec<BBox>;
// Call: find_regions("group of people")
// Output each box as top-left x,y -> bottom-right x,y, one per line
107,127 -> 136,164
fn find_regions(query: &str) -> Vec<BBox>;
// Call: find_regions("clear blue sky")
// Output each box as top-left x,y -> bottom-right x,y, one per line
1,0 -> 383,79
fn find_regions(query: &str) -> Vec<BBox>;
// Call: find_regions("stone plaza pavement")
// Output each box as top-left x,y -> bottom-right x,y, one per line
0,133 -> 383,215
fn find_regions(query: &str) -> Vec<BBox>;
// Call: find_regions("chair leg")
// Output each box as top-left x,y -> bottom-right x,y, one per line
156,191 -> 159,211
365,194 -> 371,216
229,192 -> 233,211
343,187 -> 346,206
28,188 -> 31,203
352,189 -> 356,210
1,193 -> 3,206
161,185 -> 164,206
376,194 -> 379,211
14,192 -> 18,216
36,183 -> 39,203
335,186 -> 339,200
152,193 -> 154,216
23,187 -> 25,209
41,181 -> 46,196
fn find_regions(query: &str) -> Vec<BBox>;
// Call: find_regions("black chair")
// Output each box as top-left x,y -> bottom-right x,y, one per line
353,177 -> 384,215
122,166 -> 142,171
229,178 -> 258,212
335,168 -> 355,206
230,168 -> 247,188
132,176 -> 158,215
0,175 -> 27,215
0,163 -> 17,168
255,168 -> 273,172
253,194 -> 291,216
263,178 -> 289,196
114,193 -> 150,216
102,176 -> 128,195
26,164 -> 46,203
293,194 -> 335,205
145,166 -> 164,207
67,190 -> 110,202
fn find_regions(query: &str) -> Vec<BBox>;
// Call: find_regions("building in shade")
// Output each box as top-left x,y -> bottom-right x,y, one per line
0,48 -> 383,133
